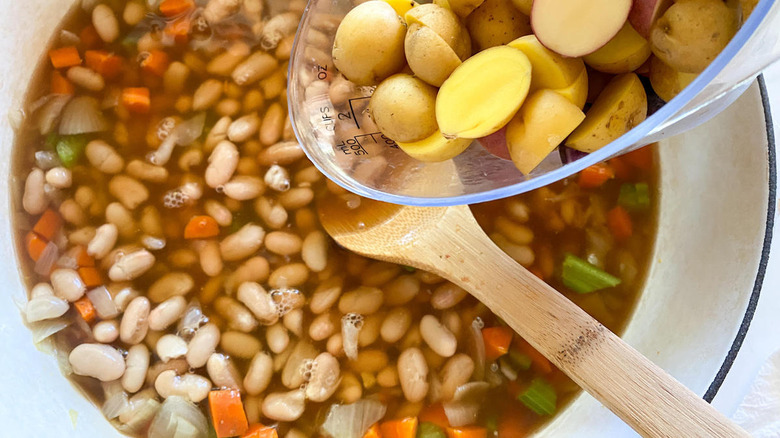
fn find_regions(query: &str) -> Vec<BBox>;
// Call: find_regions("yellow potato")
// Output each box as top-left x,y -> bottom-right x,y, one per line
584,22 -> 652,74
369,74 -> 439,143
566,73 -> 647,153
437,46 -> 532,139
551,67 -> 588,109
650,0 -> 737,73
383,0 -> 419,16
405,23 -> 463,87
441,0 -> 487,17
405,3 -> 471,59
510,0 -> 532,15
740,0 -> 758,19
648,56 -> 697,102
332,1 -> 407,85
506,90 -> 585,174
467,0 -> 532,51
508,35 -> 585,90
397,130 -> 473,162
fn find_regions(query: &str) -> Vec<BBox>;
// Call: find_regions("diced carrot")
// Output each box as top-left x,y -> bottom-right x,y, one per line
578,163 -> 614,189
159,0 -> 196,17
242,424 -> 278,438
379,417 -> 418,438
78,267 -> 103,288
25,232 -> 48,262
184,215 -> 220,239
483,326 -> 514,361
607,206 -> 633,241
51,70 -> 75,95
74,296 -> 96,323
79,25 -> 102,49
622,146 -> 654,171
419,403 -> 449,430
67,245 -> 95,267
49,46 -> 81,69
363,423 -> 382,438
608,156 -> 633,181
514,338 -> 553,374
85,50 -> 123,79
445,426 -> 487,438
165,16 -> 192,44
122,87 -> 151,114
208,389 -> 249,438
141,49 -> 170,77
32,209 -> 62,240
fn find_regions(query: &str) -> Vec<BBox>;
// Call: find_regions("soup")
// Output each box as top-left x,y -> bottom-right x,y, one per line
11,1 -> 657,437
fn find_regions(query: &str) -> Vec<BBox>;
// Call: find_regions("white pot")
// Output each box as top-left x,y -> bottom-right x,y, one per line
0,1 -> 774,436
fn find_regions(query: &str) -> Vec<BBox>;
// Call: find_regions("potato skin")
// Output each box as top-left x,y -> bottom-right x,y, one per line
369,74 -> 439,143
406,3 -> 471,59
650,0 -> 736,74
332,1 -> 407,85
405,23 -> 462,87
467,0 -> 532,51
648,56 -> 697,102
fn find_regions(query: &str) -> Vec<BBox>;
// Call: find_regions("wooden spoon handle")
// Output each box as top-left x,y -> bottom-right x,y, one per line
423,208 -> 748,438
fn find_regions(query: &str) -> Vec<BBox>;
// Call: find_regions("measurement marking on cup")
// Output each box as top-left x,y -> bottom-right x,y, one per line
345,96 -> 371,129
336,132 -> 398,156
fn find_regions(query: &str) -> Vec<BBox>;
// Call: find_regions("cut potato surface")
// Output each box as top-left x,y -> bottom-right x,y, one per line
507,90 -> 585,174
584,23 -> 652,75
552,67 -> 589,109
436,46 -> 532,139
531,0 -> 632,57
383,0 -> 419,16
397,130 -> 474,162
509,35 -> 585,91
566,73 -> 647,153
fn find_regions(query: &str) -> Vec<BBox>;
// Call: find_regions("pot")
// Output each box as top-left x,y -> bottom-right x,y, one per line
0,1 -> 774,436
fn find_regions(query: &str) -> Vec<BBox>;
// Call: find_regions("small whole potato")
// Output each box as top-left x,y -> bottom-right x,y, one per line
405,23 -> 462,87
467,0 -> 532,51
650,0 -> 737,74
648,56 -> 697,102
405,3 -> 471,60
332,1 -> 407,85
369,74 -> 438,143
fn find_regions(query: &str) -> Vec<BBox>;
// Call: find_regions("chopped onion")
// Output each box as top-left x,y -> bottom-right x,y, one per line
60,29 -> 81,46
177,300 -> 205,339
34,241 -> 60,276
56,254 -> 79,270
35,150 -> 61,170
25,295 -> 69,322
141,235 -> 167,251
30,317 -> 70,344
585,227 -> 612,269
468,318 -> 486,381
443,382 -> 490,427
342,313 -> 364,361
29,94 -> 55,114
321,399 -> 387,438
59,96 -> 107,135
37,95 -> 72,135
174,113 -> 206,146
102,391 -> 130,420
87,286 -> 119,319
118,394 -> 161,434
560,146 -> 588,164
147,396 -> 208,438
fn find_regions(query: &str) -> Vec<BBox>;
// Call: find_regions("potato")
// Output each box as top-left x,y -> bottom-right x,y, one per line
437,46 -> 532,139
566,73 -> 647,152
510,0 -> 533,15
552,67 -> 588,109
650,0 -> 737,74
531,0 -> 631,57
397,130 -> 473,162
648,56 -> 697,102
506,90 -> 585,174
332,1 -> 407,85
369,74 -> 438,143
383,0 -> 419,16
405,3 -> 471,59
508,35 -> 584,91
629,0 -> 673,38
441,0 -> 487,17
740,0 -> 759,19
405,23 -> 463,87
584,23 -> 652,74
467,0 -> 532,51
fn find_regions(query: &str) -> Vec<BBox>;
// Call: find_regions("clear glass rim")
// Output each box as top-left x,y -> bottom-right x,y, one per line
288,0 -> 777,206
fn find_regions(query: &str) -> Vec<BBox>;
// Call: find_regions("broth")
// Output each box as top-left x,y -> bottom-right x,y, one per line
11,1 -> 657,437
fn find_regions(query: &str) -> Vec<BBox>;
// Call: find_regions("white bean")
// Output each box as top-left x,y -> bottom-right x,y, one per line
69,343 -> 126,381
67,66 -> 104,91
50,269 -> 86,302
186,323 -> 220,368
227,113 -> 261,142
309,312 -> 337,341
86,140 -> 124,174
25,295 -> 69,322
192,79 -> 224,111
262,389 -> 306,422
338,286 -> 383,315
45,167 -> 72,188
92,4 -> 119,42
205,140 -> 239,188
301,231 -> 328,272
93,320 -> 120,343
207,353 -> 243,390
23,168 -> 47,215
397,347 -> 429,403
109,250 -> 155,281
126,160 -> 167,182
266,323 -> 290,354
309,277 -> 343,314
420,315 -> 457,358
148,296 -> 187,331
440,354 -> 475,401
122,344 -> 150,393
154,370 -> 211,403
109,175 -> 149,210
87,223 -> 118,259
264,165 -> 290,192
283,308 -> 304,337
30,283 -> 54,299
148,272 -> 195,303
223,176 -> 265,200
305,352 -> 341,402
157,334 -> 188,362
244,351 -> 273,396
205,200 -> 232,227
198,239 -> 223,277
380,307 -> 412,343
215,296 -> 258,333
220,223 -> 265,261
431,283 -> 468,310
237,282 -> 278,325
120,296 -> 150,345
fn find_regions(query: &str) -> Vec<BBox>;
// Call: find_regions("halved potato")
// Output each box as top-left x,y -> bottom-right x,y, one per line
583,22 -> 652,74
508,35 -> 585,91
397,130 -> 473,162
405,23 -> 462,87
648,56 -> 697,102
551,67 -> 588,109
467,0 -> 532,51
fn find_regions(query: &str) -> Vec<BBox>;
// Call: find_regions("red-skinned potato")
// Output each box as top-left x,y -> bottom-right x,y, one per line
477,127 -> 511,160
531,0 -> 631,57
628,0 -> 672,39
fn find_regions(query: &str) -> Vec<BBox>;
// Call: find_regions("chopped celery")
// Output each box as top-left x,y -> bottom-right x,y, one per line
518,378 -> 557,416
417,422 -> 446,438
509,349 -> 532,371
561,253 -> 621,294
402,265 -> 417,273
618,183 -> 650,212
44,132 -> 59,150
55,135 -> 88,168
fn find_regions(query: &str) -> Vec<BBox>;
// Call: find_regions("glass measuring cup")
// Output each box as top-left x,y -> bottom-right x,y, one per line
289,0 -> 780,206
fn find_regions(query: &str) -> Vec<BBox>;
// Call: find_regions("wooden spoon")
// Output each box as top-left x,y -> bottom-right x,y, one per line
318,199 -> 748,437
